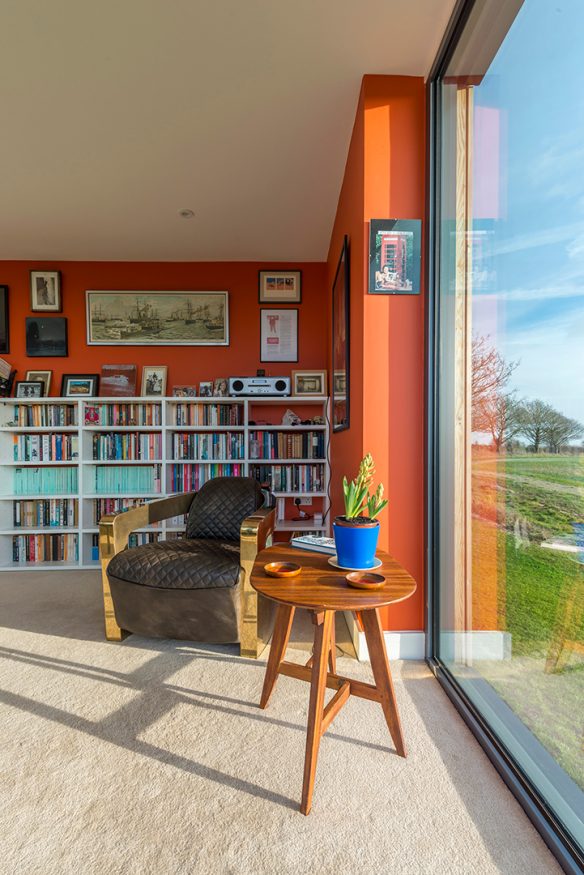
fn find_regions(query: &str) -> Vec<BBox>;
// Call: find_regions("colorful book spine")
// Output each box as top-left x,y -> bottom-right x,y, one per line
91,432 -> 162,460
92,498 -> 149,524
12,533 -> 79,564
93,465 -> 162,494
13,433 -> 79,462
84,403 -> 162,426
172,403 -> 242,426
248,430 -> 325,460
15,404 -> 77,427
172,432 -> 244,460
13,498 -> 78,528
168,463 -> 242,492
13,467 -> 78,496
249,463 -> 324,493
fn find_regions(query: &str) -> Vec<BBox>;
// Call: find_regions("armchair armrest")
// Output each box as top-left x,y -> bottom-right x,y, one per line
240,505 -> 276,659
99,492 -> 195,560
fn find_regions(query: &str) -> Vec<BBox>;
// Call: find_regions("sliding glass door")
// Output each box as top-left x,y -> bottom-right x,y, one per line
431,0 -> 583,863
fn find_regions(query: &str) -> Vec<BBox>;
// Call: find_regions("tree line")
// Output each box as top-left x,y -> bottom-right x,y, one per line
471,335 -> 583,453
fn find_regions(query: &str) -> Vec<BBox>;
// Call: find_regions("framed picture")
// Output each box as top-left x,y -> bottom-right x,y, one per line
141,365 -> 167,397
61,374 -> 99,397
199,381 -> 213,397
260,309 -> 298,362
86,291 -> 229,346
258,271 -> 302,303
30,271 -> 61,311
16,381 -> 44,398
368,219 -> 422,294
25,317 -> 68,357
213,378 -> 228,397
26,370 -> 52,396
292,370 -> 327,397
99,364 -> 137,397
172,385 -> 197,397
0,286 -> 9,353
332,236 -> 350,432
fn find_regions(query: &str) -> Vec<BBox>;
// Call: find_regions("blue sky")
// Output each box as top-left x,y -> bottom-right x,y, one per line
471,0 -> 584,424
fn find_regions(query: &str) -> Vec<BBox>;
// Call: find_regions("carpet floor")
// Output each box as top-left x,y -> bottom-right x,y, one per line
0,572 -> 560,875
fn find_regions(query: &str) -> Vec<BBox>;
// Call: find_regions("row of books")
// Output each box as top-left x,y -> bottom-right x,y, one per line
12,533 -> 79,564
249,430 -> 325,460
172,403 -> 242,426
92,497 -> 148,524
11,404 -> 77,428
92,465 -> 162,495
92,432 -> 162,461
172,432 -> 245,461
14,467 -> 78,496
168,463 -> 244,492
13,498 -> 78,528
84,403 -> 162,427
13,433 -> 79,462
249,464 -> 325,494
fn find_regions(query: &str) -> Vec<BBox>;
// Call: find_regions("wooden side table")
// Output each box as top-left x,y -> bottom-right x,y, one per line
250,544 -> 416,814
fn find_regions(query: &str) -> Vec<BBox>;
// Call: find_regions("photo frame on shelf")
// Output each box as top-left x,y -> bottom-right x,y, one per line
141,365 -> 167,397
0,286 -> 9,353
368,219 -> 421,294
25,317 -> 68,357
292,370 -> 327,397
99,364 -> 137,397
26,370 -> 52,396
258,270 -> 302,303
213,378 -> 228,397
260,308 -> 298,362
172,385 -> 198,397
86,291 -> 229,346
61,374 -> 100,397
15,380 -> 44,398
30,271 -> 62,312
332,235 -> 350,432
199,381 -> 213,397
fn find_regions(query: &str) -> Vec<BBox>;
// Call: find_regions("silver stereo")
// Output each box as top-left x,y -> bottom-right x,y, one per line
228,376 -> 290,396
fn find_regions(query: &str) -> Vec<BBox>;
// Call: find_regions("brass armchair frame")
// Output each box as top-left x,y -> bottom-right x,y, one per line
99,492 -> 275,658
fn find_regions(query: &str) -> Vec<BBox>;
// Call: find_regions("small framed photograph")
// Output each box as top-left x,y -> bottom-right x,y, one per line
260,309 -> 298,362
368,219 -> 422,294
30,271 -> 61,312
172,385 -> 197,397
213,378 -> 228,397
141,366 -> 167,397
0,286 -> 9,353
61,374 -> 100,397
16,381 -> 44,398
25,317 -> 68,357
199,381 -> 213,397
258,270 -> 302,303
26,370 -> 52,396
99,364 -> 137,397
292,370 -> 327,397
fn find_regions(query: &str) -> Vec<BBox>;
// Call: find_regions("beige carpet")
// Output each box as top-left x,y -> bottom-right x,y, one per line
0,572 -> 560,875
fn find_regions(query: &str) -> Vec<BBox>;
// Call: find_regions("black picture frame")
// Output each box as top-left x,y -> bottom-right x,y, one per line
332,236 -> 350,432
15,381 -> 44,398
60,374 -> 100,397
368,219 -> 422,294
0,286 -> 9,353
25,317 -> 68,357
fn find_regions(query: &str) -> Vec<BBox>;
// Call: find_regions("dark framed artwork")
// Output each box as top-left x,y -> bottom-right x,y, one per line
332,235 -> 350,432
15,381 -> 44,398
25,317 -> 68,357
260,308 -> 298,362
0,286 -> 8,353
368,219 -> 422,294
258,270 -> 302,303
61,374 -> 100,397
30,270 -> 62,311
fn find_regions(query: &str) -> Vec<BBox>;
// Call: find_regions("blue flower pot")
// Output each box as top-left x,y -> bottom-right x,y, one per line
333,518 -> 380,569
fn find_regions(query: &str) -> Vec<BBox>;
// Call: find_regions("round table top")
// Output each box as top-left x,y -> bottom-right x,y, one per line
250,545 -> 416,612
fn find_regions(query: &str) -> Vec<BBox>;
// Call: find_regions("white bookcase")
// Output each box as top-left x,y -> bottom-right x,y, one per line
0,396 -> 330,571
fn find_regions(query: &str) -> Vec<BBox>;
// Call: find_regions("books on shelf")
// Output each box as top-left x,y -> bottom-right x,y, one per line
93,497 -> 149,524
290,535 -> 336,554
12,404 -> 77,428
84,402 -> 162,427
93,465 -> 162,495
249,429 -> 325,460
172,432 -> 245,460
13,498 -> 77,528
250,463 -> 324,494
13,433 -> 79,462
12,533 -> 79,563
92,432 -> 162,461
168,463 -> 243,492
13,466 -> 78,496
172,402 -> 242,426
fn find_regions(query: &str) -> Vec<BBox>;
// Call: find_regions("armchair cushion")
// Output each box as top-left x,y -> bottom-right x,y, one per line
185,476 -> 264,541
107,538 -> 241,590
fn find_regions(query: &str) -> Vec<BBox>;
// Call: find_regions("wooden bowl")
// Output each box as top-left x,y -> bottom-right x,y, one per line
346,571 -> 386,590
264,561 -> 301,579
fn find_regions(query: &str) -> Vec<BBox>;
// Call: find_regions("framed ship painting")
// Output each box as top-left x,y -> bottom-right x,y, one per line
86,291 -> 229,346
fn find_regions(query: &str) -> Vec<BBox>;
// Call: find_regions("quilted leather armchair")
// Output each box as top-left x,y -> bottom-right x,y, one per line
99,477 -> 275,658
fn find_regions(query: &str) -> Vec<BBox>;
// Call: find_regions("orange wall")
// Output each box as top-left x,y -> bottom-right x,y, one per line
327,76 -> 426,632
0,261 -> 327,389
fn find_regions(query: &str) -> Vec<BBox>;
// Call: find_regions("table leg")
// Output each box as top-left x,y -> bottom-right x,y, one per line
361,608 -> 407,758
259,604 -> 295,709
328,617 -> 337,674
300,610 -> 334,815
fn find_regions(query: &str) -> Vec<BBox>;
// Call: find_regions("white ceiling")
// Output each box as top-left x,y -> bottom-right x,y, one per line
0,0 -> 455,262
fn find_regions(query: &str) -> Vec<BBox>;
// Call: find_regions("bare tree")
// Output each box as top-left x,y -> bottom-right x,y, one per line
518,399 -> 556,453
472,334 -> 519,432
544,409 -> 584,453
482,392 -> 524,452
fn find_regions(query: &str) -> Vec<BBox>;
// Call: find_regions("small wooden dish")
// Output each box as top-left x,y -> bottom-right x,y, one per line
346,571 -> 386,590
264,561 -> 302,579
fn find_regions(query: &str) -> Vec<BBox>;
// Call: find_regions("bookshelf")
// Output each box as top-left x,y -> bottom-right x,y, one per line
0,395 -> 330,571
